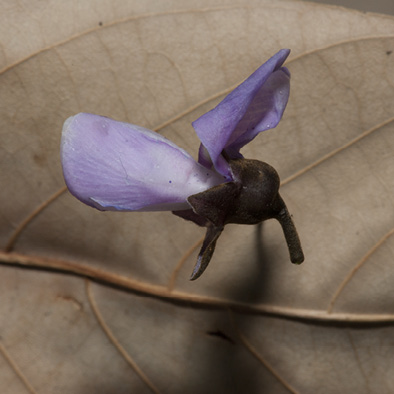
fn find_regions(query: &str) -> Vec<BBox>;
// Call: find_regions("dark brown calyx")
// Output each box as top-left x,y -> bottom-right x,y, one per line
173,157 -> 304,280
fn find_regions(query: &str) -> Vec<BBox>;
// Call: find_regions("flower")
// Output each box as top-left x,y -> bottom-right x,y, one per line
61,114 -> 225,212
61,49 -> 303,280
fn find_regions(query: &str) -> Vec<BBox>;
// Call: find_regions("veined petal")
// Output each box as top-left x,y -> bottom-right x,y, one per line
192,49 -> 290,176
61,113 -> 224,211
225,66 -> 290,155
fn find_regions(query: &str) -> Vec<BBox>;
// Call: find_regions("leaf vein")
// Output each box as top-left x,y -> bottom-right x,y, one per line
4,186 -> 67,252
0,342 -> 39,394
86,280 -> 161,394
327,227 -> 394,313
229,311 -> 300,394
1,251 -> 394,324
282,116 -> 394,186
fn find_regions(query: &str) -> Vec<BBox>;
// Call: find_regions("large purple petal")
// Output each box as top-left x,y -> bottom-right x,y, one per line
61,113 -> 224,211
192,49 -> 290,176
224,66 -> 290,155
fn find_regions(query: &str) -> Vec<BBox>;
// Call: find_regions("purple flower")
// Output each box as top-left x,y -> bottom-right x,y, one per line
61,49 -> 303,279
61,114 -> 225,212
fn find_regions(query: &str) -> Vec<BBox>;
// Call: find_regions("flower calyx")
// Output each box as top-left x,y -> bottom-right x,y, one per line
174,157 -> 304,280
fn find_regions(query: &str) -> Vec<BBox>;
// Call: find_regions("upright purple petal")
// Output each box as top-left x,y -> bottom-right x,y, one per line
224,66 -> 290,155
61,113 -> 224,211
192,49 -> 290,176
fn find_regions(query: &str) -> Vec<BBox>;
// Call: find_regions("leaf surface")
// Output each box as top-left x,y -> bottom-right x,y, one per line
1,1 -> 394,393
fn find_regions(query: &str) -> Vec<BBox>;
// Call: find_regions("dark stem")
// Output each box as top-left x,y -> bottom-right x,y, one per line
274,195 -> 304,265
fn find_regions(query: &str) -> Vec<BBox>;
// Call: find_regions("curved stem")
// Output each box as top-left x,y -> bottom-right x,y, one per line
274,195 -> 304,265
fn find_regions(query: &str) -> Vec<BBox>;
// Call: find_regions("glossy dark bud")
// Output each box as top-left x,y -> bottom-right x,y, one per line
173,158 -> 304,280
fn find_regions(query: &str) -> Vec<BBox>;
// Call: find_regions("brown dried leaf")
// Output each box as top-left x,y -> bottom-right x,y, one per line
1,1 -> 394,393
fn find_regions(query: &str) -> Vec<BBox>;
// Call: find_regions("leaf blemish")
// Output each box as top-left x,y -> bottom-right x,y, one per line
33,153 -> 47,167
56,295 -> 83,311
206,330 -> 235,344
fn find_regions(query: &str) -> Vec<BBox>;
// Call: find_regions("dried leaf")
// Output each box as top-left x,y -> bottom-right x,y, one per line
1,1 -> 394,393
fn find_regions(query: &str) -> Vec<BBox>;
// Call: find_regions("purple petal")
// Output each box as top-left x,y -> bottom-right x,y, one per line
192,49 -> 290,176
225,66 -> 290,155
61,113 -> 224,211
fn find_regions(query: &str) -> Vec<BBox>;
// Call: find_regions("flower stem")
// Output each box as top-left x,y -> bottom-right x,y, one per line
274,195 -> 304,265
